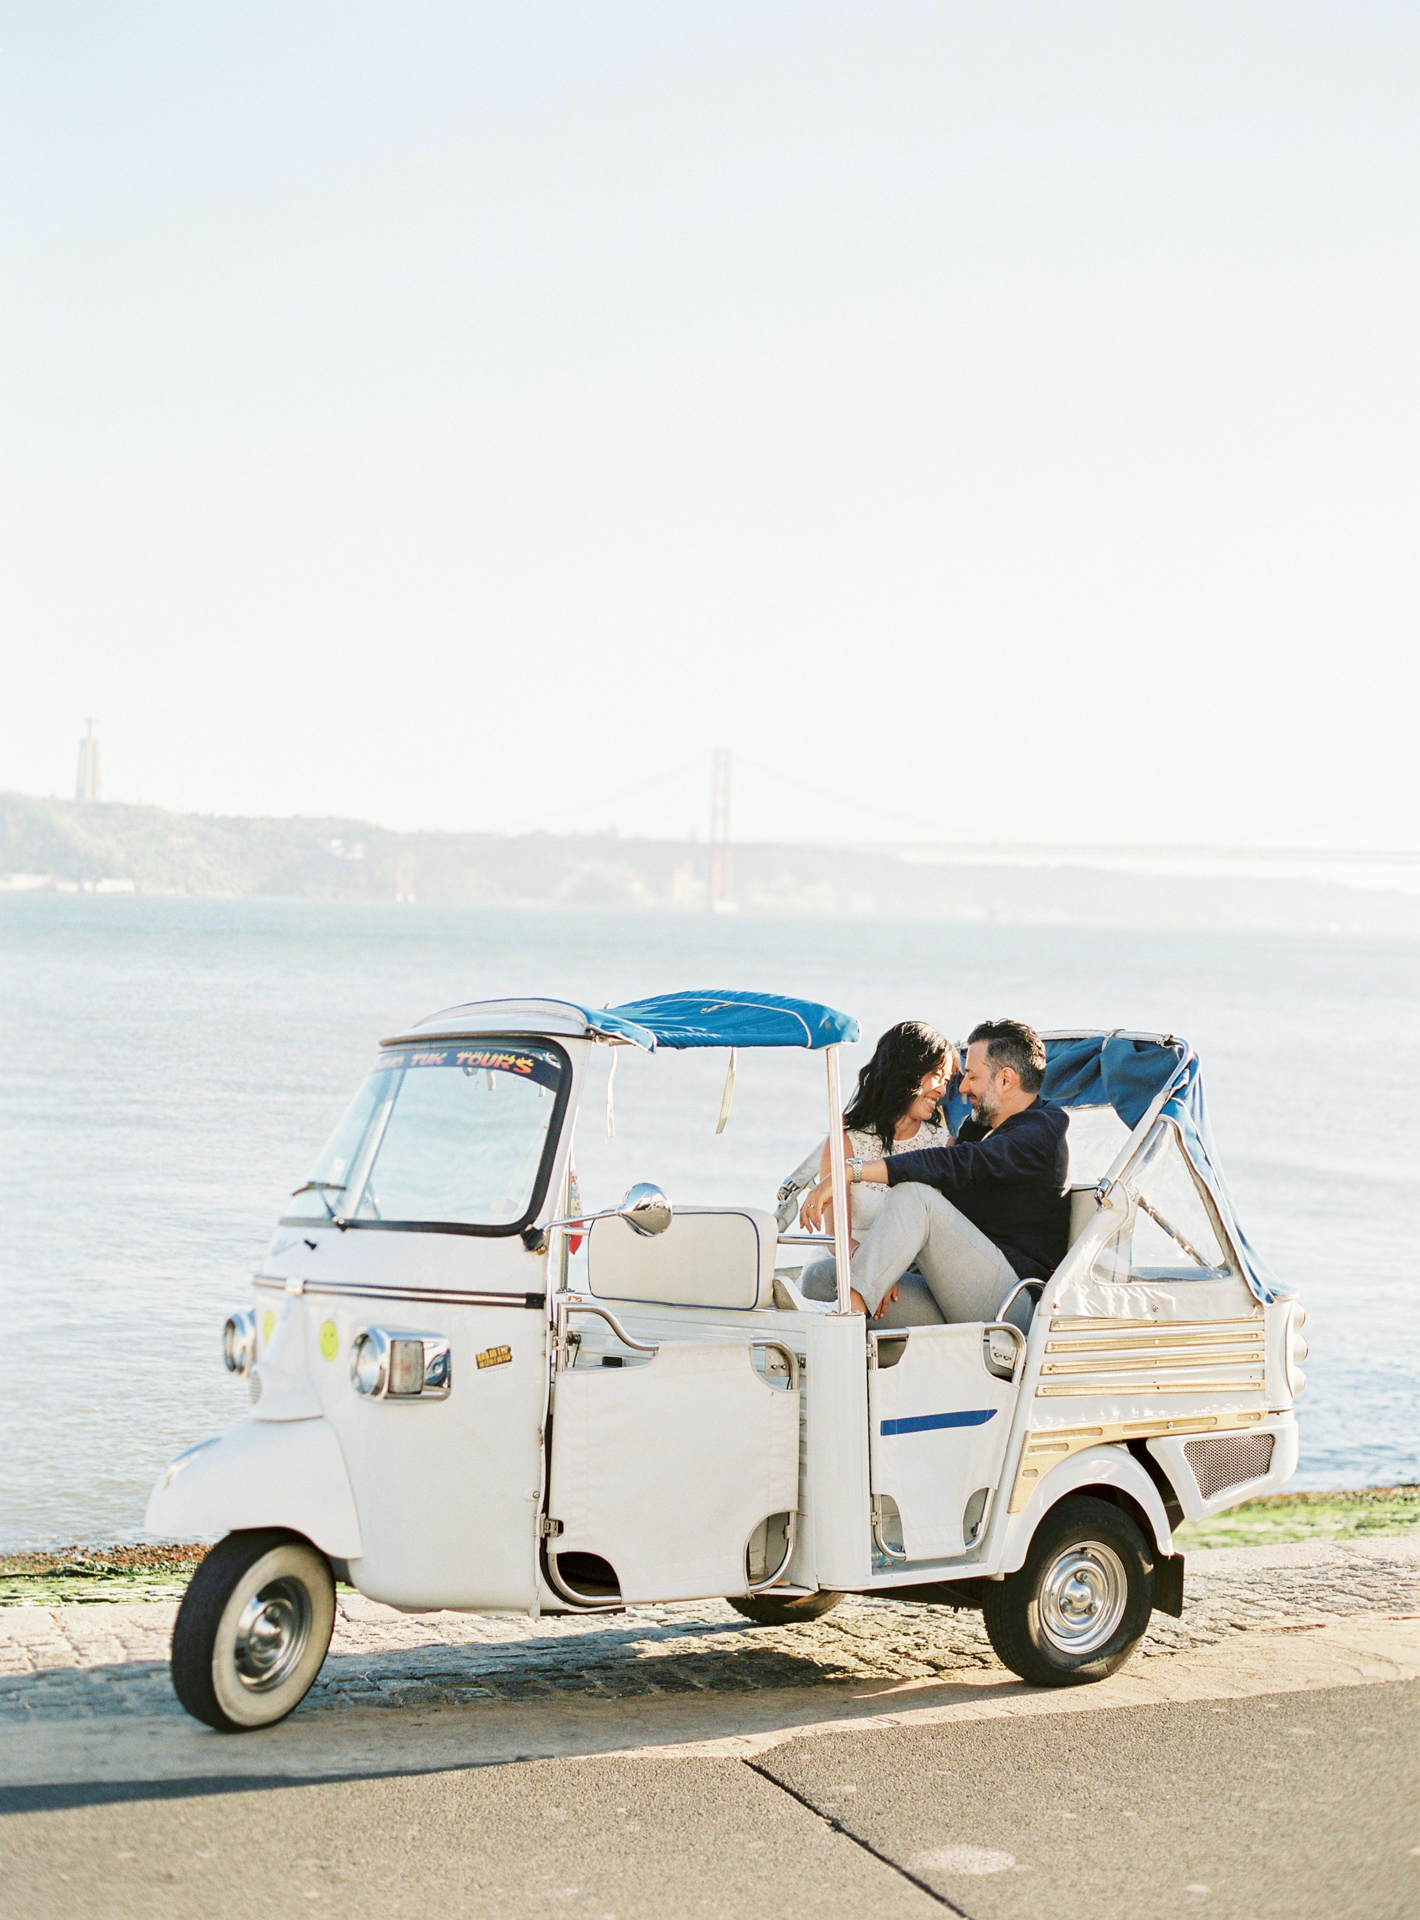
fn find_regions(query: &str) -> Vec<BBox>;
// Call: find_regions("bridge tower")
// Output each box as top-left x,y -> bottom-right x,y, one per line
709,748 -> 733,912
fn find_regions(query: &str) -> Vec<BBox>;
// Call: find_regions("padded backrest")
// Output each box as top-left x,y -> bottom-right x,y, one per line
1067,1187 -> 1099,1247
585,1208 -> 778,1311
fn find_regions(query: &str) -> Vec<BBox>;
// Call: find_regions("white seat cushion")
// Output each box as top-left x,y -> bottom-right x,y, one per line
586,1207 -> 778,1311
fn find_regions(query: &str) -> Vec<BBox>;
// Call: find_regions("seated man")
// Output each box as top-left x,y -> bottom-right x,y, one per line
799,1019 -> 1068,1329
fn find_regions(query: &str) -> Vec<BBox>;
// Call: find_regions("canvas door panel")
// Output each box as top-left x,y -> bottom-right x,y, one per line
547,1340 -> 799,1603
868,1325 -> 1017,1560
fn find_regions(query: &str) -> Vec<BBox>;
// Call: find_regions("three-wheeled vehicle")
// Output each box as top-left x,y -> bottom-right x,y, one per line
149,990 -> 1306,1730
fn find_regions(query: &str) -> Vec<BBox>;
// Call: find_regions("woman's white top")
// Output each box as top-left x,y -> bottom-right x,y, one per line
846,1120 -> 954,1233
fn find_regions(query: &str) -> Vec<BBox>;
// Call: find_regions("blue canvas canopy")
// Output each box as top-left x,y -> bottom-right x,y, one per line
1041,1033 -> 1190,1128
595,990 -> 858,1052
948,1030 -> 1274,1304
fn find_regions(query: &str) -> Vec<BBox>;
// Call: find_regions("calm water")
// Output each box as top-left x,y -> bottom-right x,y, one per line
2,894 -> 1416,1547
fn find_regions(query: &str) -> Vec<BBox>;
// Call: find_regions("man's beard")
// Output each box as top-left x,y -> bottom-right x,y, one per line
969,1090 -> 1000,1128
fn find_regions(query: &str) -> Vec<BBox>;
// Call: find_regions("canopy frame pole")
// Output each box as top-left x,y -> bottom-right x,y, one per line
824,1044 -> 853,1314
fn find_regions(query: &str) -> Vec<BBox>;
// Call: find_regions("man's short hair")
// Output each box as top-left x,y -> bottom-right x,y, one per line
967,1019 -> 1046,1094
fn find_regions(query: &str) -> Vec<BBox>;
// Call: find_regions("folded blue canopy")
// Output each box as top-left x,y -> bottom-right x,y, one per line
596,990 -> 858,1052
1042,1033 -> 1190,1127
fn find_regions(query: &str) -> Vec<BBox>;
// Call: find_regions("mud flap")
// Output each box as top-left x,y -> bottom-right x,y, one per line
1153,1551 -> 1185,1617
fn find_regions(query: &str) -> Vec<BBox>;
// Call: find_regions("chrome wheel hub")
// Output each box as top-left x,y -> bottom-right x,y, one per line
1037,1541 -> 1128,1655
233,1577 -> 313,1691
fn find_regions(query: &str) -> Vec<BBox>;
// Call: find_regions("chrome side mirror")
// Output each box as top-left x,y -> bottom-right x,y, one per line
618,1183 -> 671,1237
522,1182 -> 674,1254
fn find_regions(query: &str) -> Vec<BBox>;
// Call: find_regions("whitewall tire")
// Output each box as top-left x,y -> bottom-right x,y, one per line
171,1531 -> 336,1732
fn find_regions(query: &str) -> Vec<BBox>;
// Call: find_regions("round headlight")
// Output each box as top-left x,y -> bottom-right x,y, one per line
350,1328 -> 389,1397
222,1309 -> 257,1378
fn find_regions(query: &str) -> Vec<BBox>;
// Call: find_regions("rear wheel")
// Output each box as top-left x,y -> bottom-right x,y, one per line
170,1530 -> 336,1731
727,1590 -> 845,1626
982,1496 -> 1152,1687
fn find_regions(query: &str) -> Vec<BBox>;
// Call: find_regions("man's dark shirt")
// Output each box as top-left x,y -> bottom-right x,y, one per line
884,1097 -> 1070,1279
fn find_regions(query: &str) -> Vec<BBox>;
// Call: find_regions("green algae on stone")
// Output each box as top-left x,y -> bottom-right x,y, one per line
1173,1484 -> 1420,1551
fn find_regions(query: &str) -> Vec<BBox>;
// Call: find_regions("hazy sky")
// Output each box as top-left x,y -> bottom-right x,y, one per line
2,2 -> 1415,847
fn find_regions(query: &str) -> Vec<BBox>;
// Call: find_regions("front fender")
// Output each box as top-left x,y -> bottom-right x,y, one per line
145,1418 -> 363,1560
997,1444 -> 1173,1573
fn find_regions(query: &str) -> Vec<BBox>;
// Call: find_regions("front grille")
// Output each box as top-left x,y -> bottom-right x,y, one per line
1184,1432 -> 1275,1499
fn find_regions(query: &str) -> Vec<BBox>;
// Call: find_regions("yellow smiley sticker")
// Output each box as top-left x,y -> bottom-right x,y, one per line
262,1310 -> 276,1347
319,1320 -> 338,1362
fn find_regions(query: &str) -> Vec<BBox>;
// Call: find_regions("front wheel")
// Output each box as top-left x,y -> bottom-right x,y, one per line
170,1530 -> 336,1731
982,1496 -> 1153,1688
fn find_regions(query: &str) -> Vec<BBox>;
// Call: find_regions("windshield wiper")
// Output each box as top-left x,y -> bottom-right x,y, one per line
291,1181 -> 346,1221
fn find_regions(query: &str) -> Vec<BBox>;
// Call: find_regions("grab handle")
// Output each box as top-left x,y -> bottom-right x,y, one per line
982,1321 -> 1027,1384
555,1298 -> 660,1368
749,1339 -> 801,1392
993,1277 -> 1044,1327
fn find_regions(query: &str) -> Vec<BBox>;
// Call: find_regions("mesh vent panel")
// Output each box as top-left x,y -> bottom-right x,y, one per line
1184,1433 -> 1274,1500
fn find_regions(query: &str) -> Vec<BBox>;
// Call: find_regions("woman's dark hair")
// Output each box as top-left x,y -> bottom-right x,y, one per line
844,1021 -> 953,1154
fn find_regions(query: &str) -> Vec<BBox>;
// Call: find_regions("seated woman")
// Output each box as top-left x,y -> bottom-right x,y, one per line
797,1021 -> 955,1325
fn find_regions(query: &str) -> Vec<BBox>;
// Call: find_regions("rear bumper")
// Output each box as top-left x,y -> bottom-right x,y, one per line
1147,1412 -> 1299,1523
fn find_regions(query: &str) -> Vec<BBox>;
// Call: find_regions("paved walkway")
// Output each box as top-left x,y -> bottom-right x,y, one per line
1,1537 -> 1414,1729
2,1539 -> 1415,1919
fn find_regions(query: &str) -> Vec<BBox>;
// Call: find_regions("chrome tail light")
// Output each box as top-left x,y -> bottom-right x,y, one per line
1282,1300 -> 1309,1398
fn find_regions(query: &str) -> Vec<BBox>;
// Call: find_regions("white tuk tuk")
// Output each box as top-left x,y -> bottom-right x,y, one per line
148,990 -> 1305,1730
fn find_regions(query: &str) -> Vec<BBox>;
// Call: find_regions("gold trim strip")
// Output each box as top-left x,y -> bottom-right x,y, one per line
1041,1350 -> 1263,1375
1008,1412 -> 1269,1511
1049,1315 -> 1262,1333
1036,1379 -> 1265,1396
1025,1410 -> 1264,1448
1046,1331 -> 1266,1353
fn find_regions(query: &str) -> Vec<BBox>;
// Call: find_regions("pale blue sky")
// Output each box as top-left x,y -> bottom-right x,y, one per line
2,2 -> 1415,845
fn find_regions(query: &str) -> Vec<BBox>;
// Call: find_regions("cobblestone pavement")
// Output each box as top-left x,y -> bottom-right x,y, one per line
0,1539 -> 1413,1726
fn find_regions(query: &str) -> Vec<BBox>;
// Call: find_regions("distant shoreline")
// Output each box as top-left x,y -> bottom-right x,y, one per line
4,792 -> 1417,932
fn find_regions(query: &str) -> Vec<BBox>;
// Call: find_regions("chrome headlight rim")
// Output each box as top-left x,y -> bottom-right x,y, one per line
349,1326 -> 451,1400
350,1326 -> 391,1398
222,1309 -> 258,1379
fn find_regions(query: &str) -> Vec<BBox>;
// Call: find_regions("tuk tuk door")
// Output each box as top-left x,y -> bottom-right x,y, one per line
544,1321 -> 801,1606
868,1323 -> 1020,1561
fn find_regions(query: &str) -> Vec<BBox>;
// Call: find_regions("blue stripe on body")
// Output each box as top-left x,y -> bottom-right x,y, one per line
880,1409 -> 997,1437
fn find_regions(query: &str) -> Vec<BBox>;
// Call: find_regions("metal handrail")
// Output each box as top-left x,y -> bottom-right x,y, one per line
993,1277 -> 1044,1327
555,1298 -> 661,1363
745,1509 -> 799,1593
742,1339 -> 801,1592
776,1232 -> 836,1246
749,1339 -> 801,1391
871,1496 -> 909,1562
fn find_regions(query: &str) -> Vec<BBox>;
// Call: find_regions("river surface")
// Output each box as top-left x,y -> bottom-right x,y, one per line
2,894 -> 1415,1546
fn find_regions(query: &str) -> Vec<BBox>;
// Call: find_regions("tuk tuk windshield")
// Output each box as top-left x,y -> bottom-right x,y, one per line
286,1042 -> 567,1230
